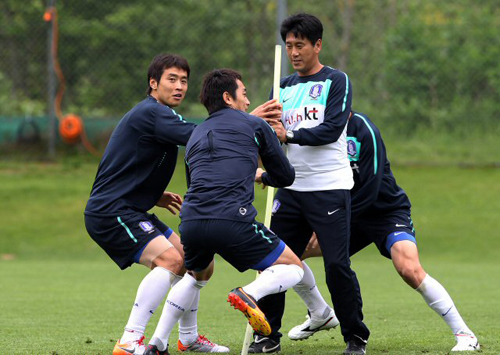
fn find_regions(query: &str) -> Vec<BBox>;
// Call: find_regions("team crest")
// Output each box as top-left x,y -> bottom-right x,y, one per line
309,84 -> 323,99
139,221 -> 154,233
239,207 -> 247,215
347,137 -> 360,162
347,139 -> 357,157
272,199 -> 281,214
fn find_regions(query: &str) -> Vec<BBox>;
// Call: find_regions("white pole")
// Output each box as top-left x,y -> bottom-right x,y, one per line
241,44 -> 282,355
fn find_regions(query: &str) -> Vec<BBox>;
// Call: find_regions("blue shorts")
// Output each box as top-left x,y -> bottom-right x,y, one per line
85,212 -> 172,270
179,219 -> 285,272
350,210 -> 416,259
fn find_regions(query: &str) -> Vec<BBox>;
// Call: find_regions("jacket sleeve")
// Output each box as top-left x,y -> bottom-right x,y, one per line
255,120 -> 295,188
288,71 -> 352,146
350,116 -> 385,216
154,106 -> 196,146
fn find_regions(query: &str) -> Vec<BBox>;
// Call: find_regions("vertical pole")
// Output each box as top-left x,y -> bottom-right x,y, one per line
276,0 -> 288,77
47,0 -> 56,159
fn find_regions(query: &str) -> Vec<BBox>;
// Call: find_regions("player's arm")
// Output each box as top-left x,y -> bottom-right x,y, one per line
350,115 -> 385,216
255,121 -> 295,187
154,106 -> 196,146
287,72 -> 352,146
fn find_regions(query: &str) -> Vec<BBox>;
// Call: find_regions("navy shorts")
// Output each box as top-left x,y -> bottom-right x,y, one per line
179,219 -> 285,273
85,212 -> 173,270
350,210 -> 416,259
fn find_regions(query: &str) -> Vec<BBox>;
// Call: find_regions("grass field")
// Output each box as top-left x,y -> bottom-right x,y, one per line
0,157 -> 499,354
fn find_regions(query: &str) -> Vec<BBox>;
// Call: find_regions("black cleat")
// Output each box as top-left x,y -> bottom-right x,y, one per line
144,344 -> 169,355
248,335 -> 281,353
344,336 -> 367,355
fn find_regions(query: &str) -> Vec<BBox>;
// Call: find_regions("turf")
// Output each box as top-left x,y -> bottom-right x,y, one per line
0,159 -> 499,354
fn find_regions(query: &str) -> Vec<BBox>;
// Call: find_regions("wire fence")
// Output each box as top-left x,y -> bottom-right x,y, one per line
1,0 -> 499,150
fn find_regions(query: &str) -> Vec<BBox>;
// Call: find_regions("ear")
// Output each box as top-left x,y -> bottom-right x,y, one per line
223,91 -> 233,106
314,39 -> 322,52
150,78 -> 158,91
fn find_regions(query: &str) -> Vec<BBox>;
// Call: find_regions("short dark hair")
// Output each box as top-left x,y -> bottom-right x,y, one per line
146,53 -> 190,95
199,69 -> 242,115
280,13 -> 323,45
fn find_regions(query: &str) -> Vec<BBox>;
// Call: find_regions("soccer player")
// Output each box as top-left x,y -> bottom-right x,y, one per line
84,54 -> 228,354
143,69 -> 306,355
286,112 -> 480,352
251,13 -> 370,355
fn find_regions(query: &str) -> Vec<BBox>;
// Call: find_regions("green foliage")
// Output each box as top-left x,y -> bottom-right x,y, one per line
1,0 -> 498,137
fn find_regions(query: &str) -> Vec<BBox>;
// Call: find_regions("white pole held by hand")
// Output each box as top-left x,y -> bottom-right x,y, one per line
241,44 -> 282,355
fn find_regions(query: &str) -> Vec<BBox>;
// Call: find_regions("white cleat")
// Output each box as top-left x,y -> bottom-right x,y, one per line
288,308 -> 339,341
451,330 -> 480,352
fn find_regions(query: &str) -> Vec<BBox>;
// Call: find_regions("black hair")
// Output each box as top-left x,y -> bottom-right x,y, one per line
199,69 -> 242,115
280,13 -> 323,45
146,53 -> 190,95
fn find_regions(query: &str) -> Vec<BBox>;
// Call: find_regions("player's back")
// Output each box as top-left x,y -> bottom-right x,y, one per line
181,108 -> 265,223
347,112 -> 411,217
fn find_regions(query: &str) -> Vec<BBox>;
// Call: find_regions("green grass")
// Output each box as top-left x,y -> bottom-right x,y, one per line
0,158 -> 499,354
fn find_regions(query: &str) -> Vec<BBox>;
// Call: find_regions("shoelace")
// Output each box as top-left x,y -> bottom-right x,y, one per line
198,335 -> 215,346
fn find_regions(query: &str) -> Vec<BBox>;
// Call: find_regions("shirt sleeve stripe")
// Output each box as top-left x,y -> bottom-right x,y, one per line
342,72 -> 349,112
354,113 -> 378,174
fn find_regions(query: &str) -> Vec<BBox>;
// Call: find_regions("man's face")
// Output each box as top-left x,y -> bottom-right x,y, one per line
227,79 -> 250,112
285,32 -> 322,76
150,67 -> 188,107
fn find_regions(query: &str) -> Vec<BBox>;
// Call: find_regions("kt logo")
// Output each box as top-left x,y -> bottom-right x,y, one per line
286,107 -> 319,125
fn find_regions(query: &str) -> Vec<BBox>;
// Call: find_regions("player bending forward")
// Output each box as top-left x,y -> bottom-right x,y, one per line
143,69 -> 306,355
287,112 -> 479,352
85,54 -> 228,354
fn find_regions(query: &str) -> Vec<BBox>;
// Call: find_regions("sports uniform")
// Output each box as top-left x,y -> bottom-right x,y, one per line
180,108 -> 295,272
347,112 -> 415,258
85,95 -> 195,269
285,112 -> 479,353
256,67 -> 370,345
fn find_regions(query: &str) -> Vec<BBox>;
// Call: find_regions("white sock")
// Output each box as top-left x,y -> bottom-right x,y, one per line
121,267 -> 175,342
178,283 -> 204,346
293,261 -> 332,319
171,274 -> 183,287
243,264 -> 304,301
150,273 -> 205,351
416,274 -> 469,334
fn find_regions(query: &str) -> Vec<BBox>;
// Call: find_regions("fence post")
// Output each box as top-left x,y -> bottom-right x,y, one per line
47,0 -> 56,159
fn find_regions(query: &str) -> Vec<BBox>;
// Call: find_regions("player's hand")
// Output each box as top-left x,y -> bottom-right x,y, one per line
302,232 -> 323,258
255,168 -> 267,189
156,191 -> 183,215
271,121 -> 287,143
250,99 -> 282,123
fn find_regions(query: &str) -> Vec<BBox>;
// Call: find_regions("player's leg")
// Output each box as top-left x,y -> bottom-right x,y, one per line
250,189 -> 312,351
117,231 -> 182,355
289,223 -> 374,342
389,238 -> 479,351
148,215 -> 224,351
166,231 -> 202,347
306,190 -> 369,353
239,243 -> 304,301
84,213 -> 181,355
146,219 -> 229,354
288,260 -> 339,341
225,221 -> 305,338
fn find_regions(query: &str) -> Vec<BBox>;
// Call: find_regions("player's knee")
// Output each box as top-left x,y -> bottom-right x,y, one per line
152,249 -> 184,274
395,261 -> 424,288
